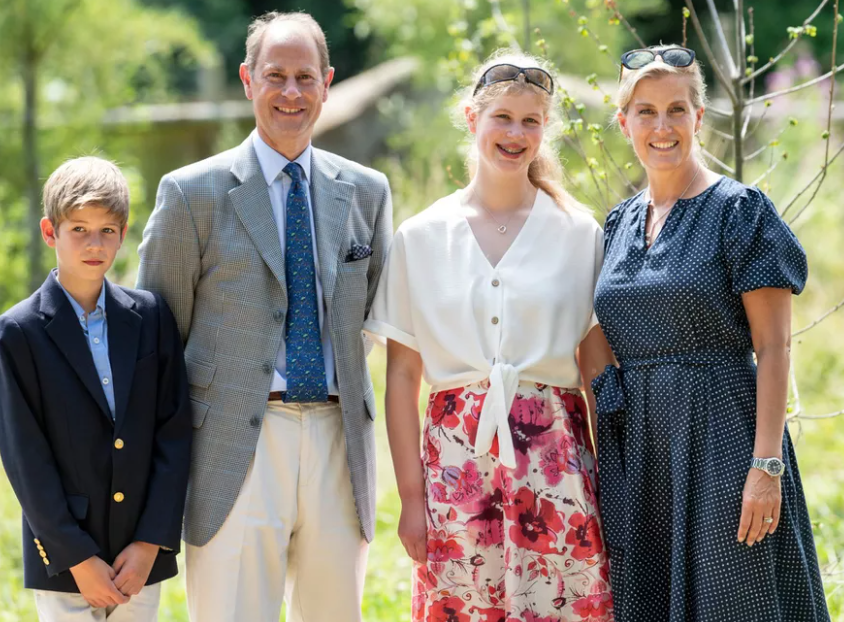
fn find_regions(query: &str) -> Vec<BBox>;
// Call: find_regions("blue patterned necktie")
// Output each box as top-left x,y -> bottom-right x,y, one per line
282,162 -> 328,403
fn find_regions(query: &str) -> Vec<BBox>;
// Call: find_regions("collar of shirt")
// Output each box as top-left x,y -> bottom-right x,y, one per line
54,272 -> 107,325
252,130 -> 312,187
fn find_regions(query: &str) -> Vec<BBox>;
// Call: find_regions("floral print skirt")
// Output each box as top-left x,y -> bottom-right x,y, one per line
413,380 -> 614,622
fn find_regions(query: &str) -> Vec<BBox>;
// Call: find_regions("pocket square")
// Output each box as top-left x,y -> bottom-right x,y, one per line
345,243 -> 373,262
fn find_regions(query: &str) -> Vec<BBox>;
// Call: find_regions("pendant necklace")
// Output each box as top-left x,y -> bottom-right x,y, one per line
473,201 -> 515,234
645,165 -> 701,247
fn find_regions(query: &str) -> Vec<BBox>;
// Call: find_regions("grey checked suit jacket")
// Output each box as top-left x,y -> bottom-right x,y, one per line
136,135 -> 392,546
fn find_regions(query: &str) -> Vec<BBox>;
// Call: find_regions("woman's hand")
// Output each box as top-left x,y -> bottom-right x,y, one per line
737,468 -> 782,546
398,496 -> 429,564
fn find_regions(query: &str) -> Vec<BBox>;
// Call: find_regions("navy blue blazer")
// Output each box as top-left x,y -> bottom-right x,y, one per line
0,272 -> 192,592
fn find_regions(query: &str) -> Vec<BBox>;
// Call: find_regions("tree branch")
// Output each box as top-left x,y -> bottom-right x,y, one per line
741,0 -> 831,85
706,0 -> 738,77
684,0 -> 737,105
701,147 -> 736,174
745,62 -> 844,105
793,409 -> 844,420
606,1 -> 647,48
780,139 -> 844,219
793,296 -> 844,336
489,0 -> 521,50
783,2 -> 840,222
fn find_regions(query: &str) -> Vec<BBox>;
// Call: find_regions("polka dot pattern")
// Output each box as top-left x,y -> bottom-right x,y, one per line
591,177 -> 830,621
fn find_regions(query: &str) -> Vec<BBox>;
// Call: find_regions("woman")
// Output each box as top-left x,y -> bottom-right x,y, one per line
592,45 -> 830,621
365,52 -> 615,621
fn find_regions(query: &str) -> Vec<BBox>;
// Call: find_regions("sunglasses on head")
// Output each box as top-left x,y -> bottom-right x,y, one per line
620,46 -> 696,72
473,64 -> 555,96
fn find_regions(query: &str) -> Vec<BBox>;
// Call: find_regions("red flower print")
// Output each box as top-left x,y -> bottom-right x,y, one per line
505,488 -> 565,554
571,591 -> 613,618
427,529 -> 465,564
508,611 -> 558,622
467,488 -> 504,547
431,390 -> 465,429
425,434 -> 442,472
510,396 -> 554,456
440,460 -> 484,508
565,512 -> 604,561
428,596 -> 471,622
472,606 -> 505,622
540,434 -> 582,487
557,389 -> 593,454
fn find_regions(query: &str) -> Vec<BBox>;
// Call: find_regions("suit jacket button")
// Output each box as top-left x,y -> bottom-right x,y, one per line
114,438 -> 125,450
39,550 -> 47,558
249,415 -> 261,428
113,492 -> 125,503
34,538 -> 41,545
273,310 -> 284,323
262,363 -> 273,374
43,558 -> 50,566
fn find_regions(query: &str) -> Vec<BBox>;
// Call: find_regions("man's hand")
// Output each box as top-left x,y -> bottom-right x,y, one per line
113,541 -> 159,596
69,556 -> 129,608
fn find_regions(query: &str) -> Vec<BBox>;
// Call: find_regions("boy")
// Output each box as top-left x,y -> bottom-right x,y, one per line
0,157 -> 192,621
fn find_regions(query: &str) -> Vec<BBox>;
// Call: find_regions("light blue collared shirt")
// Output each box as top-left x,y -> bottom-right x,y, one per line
55,274 -> 116,419
251,130 -> 338,395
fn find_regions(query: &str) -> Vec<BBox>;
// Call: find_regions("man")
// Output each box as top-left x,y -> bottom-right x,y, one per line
136,12 -> 392,622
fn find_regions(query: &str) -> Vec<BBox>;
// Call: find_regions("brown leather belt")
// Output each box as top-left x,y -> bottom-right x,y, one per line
268,391 -> 339,403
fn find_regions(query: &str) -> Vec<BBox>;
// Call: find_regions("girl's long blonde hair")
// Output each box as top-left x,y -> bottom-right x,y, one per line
457,50 -> 585,212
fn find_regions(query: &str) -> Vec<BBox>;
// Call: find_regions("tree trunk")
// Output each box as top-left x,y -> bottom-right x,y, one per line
23,44 -> 41,294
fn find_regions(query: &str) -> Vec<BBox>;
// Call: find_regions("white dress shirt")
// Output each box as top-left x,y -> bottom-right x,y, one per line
364,189 -> 603,468
252,131 -> 338,395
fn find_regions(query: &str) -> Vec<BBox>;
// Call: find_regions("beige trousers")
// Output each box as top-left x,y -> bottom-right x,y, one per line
185,401 -> 368,622
33,583 -> 160,622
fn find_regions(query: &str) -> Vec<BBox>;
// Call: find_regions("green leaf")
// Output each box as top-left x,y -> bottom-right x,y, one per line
822,131 -> 830,139
789,118 -> 799,127
745,34 -> 754,45
747,55 -> 758,64
805,25 -> 817,37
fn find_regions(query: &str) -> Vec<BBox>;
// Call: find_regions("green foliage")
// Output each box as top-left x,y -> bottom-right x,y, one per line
0,0 -> 215,310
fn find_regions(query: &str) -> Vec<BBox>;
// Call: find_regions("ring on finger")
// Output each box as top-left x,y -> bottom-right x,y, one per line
763,517 -> 774,524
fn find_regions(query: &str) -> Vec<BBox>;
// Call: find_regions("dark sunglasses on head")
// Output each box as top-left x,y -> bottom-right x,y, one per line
620,46 -> 696,71
473,63 -> 555,96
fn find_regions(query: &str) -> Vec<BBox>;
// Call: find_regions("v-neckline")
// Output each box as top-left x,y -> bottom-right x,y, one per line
639,175 -> 727,252
459,188 -> 544,271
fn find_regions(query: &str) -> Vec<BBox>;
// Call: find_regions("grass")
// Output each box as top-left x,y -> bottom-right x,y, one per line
1,351 -> 842,620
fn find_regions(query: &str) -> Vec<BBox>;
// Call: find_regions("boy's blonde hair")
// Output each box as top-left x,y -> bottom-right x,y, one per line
42,157 -> 130,231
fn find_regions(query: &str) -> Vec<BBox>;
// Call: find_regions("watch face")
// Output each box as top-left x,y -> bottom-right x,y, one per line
767,459 -> 784,476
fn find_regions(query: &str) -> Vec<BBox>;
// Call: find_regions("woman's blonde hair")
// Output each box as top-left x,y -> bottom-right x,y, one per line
616,45 -> 707,113
457,50 -> 583,212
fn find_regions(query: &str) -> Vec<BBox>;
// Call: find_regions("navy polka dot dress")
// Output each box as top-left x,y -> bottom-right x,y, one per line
592,176 -> 830,622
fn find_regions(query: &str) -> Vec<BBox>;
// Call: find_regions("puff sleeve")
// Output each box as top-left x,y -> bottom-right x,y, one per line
363,228 -> 419,351
723,187 -> 808,295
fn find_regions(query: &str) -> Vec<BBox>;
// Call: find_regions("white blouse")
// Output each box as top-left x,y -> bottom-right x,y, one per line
364,189 -> 604,468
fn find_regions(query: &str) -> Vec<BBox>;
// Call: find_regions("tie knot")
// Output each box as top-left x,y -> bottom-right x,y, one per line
284,162 -> 303,183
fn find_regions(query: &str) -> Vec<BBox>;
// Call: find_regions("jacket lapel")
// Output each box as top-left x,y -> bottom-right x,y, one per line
105,282 -> 141,433
229,136 -> 288,309
40,275 -> 112,423
311,149 -> 354,311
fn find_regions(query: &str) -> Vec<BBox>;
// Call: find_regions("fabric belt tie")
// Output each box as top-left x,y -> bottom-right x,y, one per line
475,362 -> 519,469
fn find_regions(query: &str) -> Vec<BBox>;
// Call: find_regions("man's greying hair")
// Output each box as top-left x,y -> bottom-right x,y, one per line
244,12 -> 330,77
42,156 -> 130,231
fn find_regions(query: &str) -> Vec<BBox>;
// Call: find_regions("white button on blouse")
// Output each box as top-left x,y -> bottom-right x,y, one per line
364,189 -> 604,469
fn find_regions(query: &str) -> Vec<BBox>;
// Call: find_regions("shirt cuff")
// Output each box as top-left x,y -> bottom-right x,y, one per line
363,319 -> 419,352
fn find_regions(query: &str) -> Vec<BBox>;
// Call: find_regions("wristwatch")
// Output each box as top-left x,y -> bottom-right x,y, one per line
750,456 -> 785,477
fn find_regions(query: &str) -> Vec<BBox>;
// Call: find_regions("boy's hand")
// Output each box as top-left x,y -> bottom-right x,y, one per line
69,556 -> 129,608
113,541 -> 159,596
